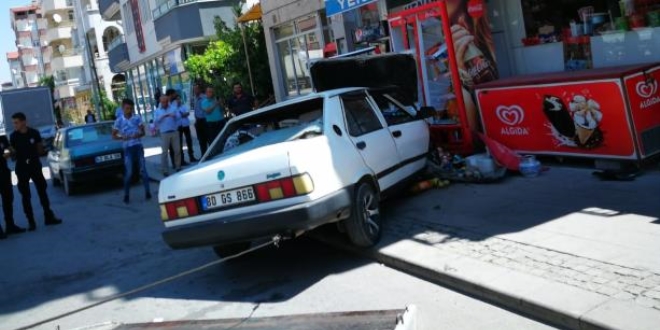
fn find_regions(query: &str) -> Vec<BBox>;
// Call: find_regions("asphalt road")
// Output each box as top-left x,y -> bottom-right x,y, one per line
0,172 -> 557,330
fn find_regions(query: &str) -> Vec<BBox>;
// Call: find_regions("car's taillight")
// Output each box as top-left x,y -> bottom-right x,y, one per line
160,198 -> 199,221
255,173 -> 314,202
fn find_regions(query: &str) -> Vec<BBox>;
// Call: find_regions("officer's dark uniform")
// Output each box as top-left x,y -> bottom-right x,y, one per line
10,127 -> 61,229
0,136 -> 20,238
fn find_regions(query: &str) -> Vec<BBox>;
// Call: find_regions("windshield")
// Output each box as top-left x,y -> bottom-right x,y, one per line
204,98 -> 324,161
65,123 -> 114,147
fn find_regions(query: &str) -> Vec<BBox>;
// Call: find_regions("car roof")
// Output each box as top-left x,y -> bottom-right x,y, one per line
235,87 -> 367,120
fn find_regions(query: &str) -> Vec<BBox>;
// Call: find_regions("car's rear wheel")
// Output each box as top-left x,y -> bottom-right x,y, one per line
346,181 -> 382,247
62,174 -> 74,196
212,242 -> 251,259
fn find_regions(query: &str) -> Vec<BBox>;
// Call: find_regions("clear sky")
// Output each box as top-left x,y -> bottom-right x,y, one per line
0,0 -> 36,85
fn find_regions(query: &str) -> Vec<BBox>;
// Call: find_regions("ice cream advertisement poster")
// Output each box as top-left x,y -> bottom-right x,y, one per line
477,80 -> 637,159
624,66 -> 660,157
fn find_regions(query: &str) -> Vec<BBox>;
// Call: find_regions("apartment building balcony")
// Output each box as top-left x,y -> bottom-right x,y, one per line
41,0 -> 74,14
55,83 -> 77,99
153,0 -> 238,46
47,23 -> 74,41
100,0 -> 120,21
51,52 -> 83,71
107,36 -> 129,73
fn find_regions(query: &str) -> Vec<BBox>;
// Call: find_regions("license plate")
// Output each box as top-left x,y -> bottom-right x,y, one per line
201,187 -> 256,211
95,153 -> 121,163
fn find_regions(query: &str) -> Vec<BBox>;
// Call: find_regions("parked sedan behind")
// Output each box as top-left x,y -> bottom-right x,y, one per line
48,122 -> 125,195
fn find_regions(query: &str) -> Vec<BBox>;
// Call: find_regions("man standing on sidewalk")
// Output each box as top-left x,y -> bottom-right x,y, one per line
193,84 -> 209,157
112,99 -> 151,204
202,87 -> 224,141
174,95 -> 197,164
226,82 -> 258,117
9,112 -> 62,231
0,135 -> 25,239
154,95 -> 181,176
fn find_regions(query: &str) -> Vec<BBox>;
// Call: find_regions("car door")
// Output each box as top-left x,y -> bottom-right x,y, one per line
368,90 -> 429,174
48,131 -> 63,177
341,92 -> 402,191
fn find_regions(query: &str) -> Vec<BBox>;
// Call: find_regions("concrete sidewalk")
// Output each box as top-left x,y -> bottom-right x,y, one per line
143,138 -> 660,329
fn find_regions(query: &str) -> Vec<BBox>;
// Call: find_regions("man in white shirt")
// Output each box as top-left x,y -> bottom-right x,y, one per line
174,95 -> 197,164
154,95 -> 181,175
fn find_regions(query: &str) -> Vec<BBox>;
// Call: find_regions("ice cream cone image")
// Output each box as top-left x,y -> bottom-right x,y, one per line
576,125 -> 595,145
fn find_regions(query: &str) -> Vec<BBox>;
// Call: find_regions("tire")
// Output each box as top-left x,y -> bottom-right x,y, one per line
50,167 -> 61,187
62,174 -> 74,196
212,242 -> 251,259
346,181 -> 382,247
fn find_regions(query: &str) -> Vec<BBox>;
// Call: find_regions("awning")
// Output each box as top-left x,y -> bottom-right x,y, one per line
237,3 -> 262,23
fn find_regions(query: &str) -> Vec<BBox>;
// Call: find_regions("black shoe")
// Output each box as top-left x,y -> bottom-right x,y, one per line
6,225 -> 26,235
0,231 -> 6,240
189,157 -> 198,162
45,218 -> 63,226
146,192 -> 152,200
181,161 -> 189,166
28,223 -> 37,231
123,195 -> 130,204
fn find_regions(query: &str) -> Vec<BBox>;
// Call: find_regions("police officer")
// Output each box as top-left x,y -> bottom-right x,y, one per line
0,135 -> 26,239
9,112 -> 62,231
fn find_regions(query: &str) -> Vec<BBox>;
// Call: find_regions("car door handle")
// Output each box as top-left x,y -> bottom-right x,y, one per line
392,130 -> 402,138
356,141 -> 367,150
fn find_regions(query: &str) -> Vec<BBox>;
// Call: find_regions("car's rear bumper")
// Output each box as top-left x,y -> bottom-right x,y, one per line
162,187 -> 353,249
65,163 -> 124,182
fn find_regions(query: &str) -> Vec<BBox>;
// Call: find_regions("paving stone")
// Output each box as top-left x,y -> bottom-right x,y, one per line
612,291 -> 636,301
634,296 -> 657,308
596,285 -> 620,296
642,290 -> 660,299
625,285 -> 646,295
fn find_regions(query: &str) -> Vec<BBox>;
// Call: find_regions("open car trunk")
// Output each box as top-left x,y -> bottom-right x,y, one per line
309,53 -> 419,105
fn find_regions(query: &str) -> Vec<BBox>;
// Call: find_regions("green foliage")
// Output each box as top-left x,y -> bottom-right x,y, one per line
38,75 -> 61,122
92,90 -> 118,120
184,2 -> 273,101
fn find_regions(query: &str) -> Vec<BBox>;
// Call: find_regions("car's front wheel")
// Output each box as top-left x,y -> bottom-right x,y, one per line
346,181 -> 382,247
212,242 -> 251,259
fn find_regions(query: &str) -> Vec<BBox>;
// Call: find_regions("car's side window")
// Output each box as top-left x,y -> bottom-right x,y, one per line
342,95 -> 383,137
370,92 -> 416,126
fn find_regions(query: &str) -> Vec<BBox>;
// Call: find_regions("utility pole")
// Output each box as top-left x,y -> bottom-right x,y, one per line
75,1 -> 103,120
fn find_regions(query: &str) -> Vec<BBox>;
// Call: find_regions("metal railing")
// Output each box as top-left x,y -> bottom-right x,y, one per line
106,35 -> 125,52
152,0 -> 199,20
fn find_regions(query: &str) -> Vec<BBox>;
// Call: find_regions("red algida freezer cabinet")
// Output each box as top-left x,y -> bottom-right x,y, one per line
475,63 -> 660,161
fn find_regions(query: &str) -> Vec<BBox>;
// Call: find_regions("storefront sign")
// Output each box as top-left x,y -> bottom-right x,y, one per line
325,0 -> 378,17
130,0 -> 146,53
467,0 -> 485,18
404,0 -> 437,10
624,66 -> 660,157
477,80 -> 637,159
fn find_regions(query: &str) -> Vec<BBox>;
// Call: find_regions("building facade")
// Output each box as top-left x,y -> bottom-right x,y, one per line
39,0 -> 84,112
72,0 -> 125,121
8,2 -> 50,89
101,0 -> 243,120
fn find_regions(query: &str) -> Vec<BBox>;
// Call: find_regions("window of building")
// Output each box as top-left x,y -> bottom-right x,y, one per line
140,0 -> 151,21
68,10 -> 74,21
123,3 -> 135,34
274,15 -> 326,97
66,0 -> 73,7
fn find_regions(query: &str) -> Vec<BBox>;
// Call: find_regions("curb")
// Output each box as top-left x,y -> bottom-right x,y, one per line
311,234 -> 621,330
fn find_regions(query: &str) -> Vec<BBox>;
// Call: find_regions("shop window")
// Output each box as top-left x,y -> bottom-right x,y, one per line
296,16 -> 317,33
274,23 -> 294,39
342,95 -> 383,137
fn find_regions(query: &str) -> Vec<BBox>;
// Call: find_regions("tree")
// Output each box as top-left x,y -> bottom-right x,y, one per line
185,1 -> 273,101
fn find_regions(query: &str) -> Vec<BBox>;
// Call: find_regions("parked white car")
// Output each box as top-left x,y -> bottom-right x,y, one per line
158,54 -> 432,257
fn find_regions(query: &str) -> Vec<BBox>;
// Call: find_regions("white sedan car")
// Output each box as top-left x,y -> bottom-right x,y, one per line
158,55 -> 431,257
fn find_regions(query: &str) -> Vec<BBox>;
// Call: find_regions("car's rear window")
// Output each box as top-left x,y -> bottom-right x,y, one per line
204,98 -> 324,161
66,124 -> 113,147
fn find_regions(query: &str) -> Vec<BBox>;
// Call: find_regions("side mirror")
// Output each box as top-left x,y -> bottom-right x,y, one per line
417,106 -> 436,119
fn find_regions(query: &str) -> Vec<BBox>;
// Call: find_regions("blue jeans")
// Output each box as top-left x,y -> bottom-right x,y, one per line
124,145 -> 150,197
